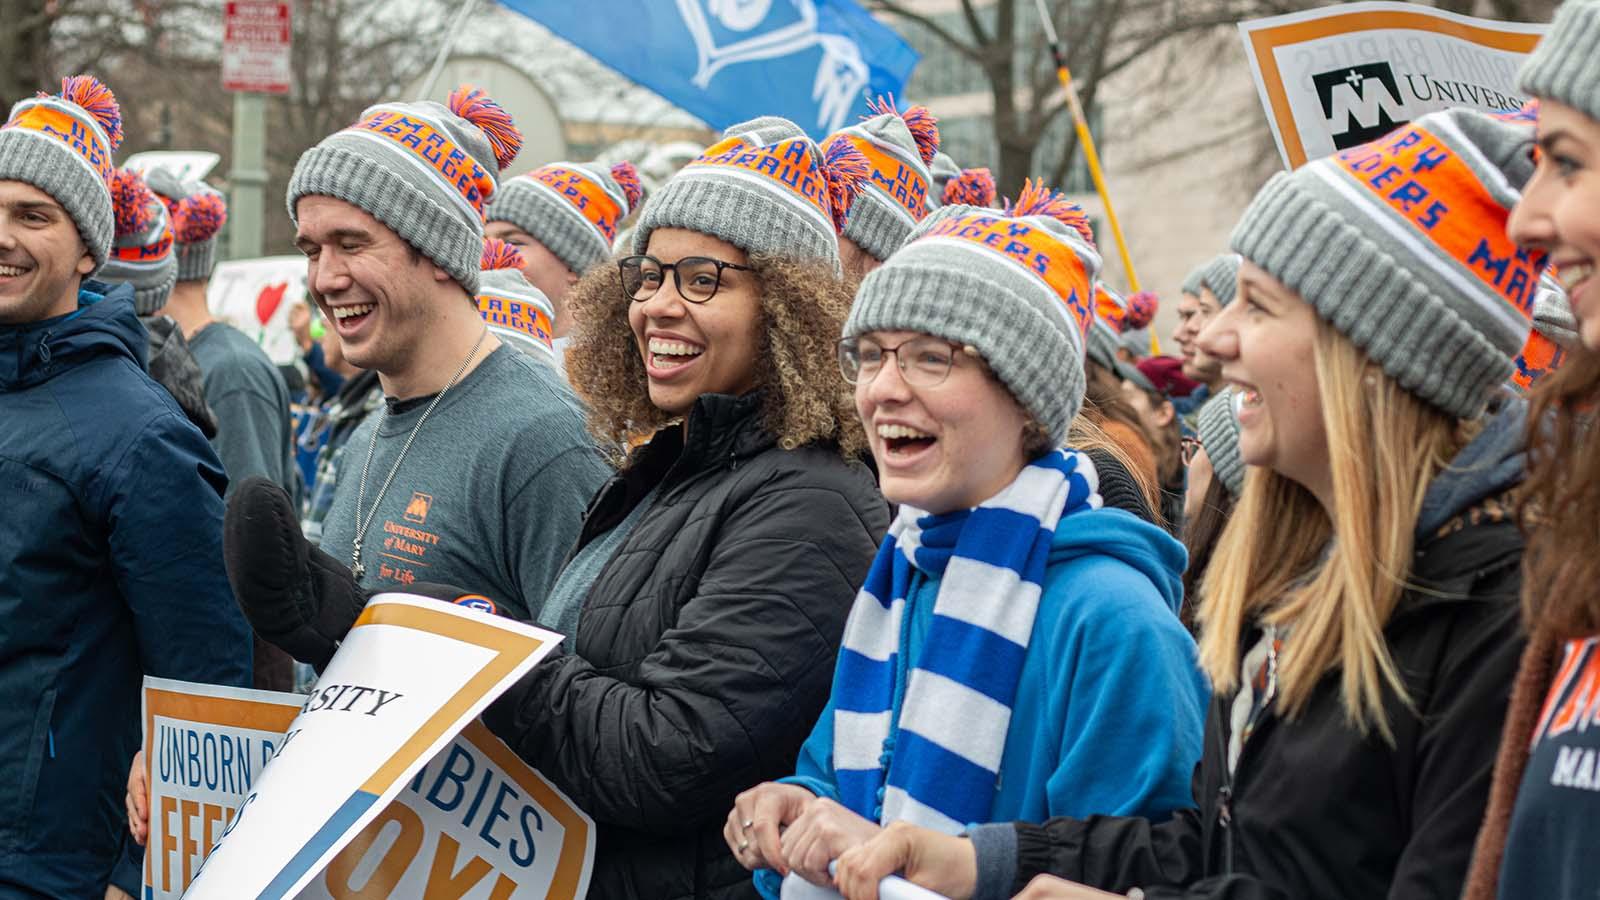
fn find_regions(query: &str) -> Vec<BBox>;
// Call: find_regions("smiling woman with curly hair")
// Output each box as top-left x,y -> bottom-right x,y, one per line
479,116 -> 890,900
565,253 -> 867,459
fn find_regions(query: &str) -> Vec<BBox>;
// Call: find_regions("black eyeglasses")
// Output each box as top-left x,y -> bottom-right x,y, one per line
618,254 -> 753,304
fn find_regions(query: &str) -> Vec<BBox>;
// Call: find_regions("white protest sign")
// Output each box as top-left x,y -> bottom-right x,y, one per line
183,595 -> 561,899
123,150 -> 222,183
141,680 -> 593,899
782,871 -> 949,900
1238,2 -> 1546,168
207,255 -> 307,365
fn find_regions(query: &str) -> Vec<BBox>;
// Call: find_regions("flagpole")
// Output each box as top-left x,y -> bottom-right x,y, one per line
1032,0 -> 1159,353
419,0 -> 480,99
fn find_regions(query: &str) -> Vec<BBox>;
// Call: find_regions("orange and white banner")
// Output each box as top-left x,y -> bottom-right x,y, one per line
153,594 -> 583,899
1238,2 -> 1546,169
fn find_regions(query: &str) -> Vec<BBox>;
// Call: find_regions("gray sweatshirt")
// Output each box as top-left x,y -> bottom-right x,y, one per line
189,321 -> 298,501
320,343 -> 609,630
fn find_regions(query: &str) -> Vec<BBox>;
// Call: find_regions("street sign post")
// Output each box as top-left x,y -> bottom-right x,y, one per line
222,1 -> 292,95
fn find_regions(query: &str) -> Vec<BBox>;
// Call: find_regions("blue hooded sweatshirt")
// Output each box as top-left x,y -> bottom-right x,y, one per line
0,283 -> 252,897
757,506 -> 1208,895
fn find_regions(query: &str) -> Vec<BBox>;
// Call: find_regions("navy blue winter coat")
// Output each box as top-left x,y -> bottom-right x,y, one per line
0,283 -> 251,898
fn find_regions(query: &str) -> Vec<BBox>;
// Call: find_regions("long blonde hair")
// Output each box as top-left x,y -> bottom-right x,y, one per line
1196,320 -> 1470,742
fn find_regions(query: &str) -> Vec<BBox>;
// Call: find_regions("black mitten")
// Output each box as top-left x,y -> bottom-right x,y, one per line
223,476 -> 365,670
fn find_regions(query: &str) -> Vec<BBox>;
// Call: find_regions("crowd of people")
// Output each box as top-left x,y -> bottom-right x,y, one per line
1,1 -> 1598,898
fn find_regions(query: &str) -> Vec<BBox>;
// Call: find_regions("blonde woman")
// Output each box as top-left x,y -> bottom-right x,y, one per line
831,106 -> 1539,900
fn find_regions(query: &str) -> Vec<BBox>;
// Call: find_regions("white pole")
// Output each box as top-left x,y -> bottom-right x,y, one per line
418,0 -> 480,99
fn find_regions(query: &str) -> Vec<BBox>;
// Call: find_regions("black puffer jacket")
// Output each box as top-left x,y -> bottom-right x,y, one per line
485,392 -> 888,900
1000,405 -> 1529,900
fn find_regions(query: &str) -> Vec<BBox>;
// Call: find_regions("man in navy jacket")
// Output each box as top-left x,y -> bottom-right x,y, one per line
0,77 -> 251,897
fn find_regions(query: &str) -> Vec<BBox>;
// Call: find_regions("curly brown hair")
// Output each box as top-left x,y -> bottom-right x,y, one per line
1521,348 -> 1600,638
563,254 -> 867,465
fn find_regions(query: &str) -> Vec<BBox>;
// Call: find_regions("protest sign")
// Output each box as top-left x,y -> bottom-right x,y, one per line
1238,2 -> 1546,168
182,594 -> 561,899
123,150 -> 222,183
206,255 -> 307,365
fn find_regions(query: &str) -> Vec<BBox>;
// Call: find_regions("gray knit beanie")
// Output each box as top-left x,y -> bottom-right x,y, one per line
1230,107 -> 1539,419
1199,253 -> 1241,306
288,87 -> 524,295
1087,283 -> 1156,391
1180,263 -> 1208,299
825,100 -> 940,262
634,116 -> 869,269
925,152 -> 961,210
0,76 -> 122,273
1519,0 -> 1600,124
478,238 -> 557,362
487,160 -> 643,276
146,168 -> 226,282
845,183 -> 1102,444
1197,387 -> 1245,497
101,169 -> 177,315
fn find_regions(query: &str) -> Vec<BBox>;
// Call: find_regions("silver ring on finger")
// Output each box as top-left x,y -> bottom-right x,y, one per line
741,819 -> 754,829
738,839 -> 750,851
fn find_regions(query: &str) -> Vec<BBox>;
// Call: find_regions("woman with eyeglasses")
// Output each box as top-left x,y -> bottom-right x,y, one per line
475,117 -> 891,900
725,185 -> 1206,897
830,106 -> 1536,900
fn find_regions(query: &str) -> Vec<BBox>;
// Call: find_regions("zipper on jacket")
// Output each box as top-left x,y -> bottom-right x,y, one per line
1217,782 -> 1233,875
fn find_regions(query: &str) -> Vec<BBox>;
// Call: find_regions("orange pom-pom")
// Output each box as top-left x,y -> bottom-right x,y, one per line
448,85 -> 522,171
481,237 -> 527,271
821,137 -> 870,233
109,168 -> 156,236
943,167 -> 996,207
610,161 -> 644,212
59,74 -> 123,152
1010,178 -> 1095,247
175,192 -> 227,243
865,95 -> 940,165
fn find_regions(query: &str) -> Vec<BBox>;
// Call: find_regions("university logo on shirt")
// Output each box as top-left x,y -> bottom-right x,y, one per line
403,492 -> 433,525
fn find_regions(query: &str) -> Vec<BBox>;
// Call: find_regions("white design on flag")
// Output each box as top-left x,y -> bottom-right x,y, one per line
675,0 -> 870,133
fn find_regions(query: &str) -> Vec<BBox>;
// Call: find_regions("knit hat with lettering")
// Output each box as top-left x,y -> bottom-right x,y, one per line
1519,0 -> 1600,124
634,116 -> 869,269
477,238 -> 556,361
1510,272 -> 1577,393
1230,107 -> 1541,419
0,75 -> 122,272
487,160 -> 643,276
824,99 -> 940,261
288,85 -> 523,295
146,168 -> 227,282
1197,387 -> 1245,497
1089,283 -> 1156,391
1199,253 -> 1241,306
101,169 -> 176,315
846,180 -> 1102,443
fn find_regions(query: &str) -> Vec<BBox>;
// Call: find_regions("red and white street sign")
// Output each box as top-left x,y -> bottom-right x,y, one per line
222,1 -> 292,94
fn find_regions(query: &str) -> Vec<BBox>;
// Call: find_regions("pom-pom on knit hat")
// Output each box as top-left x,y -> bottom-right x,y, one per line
0,75 -> 123,272
1199,253 -> 1242,306
1230,107 -> 1542,419
287,84 -> 523,294
634,115 -> 868,269
1125,290 -> 1159,331
477,237 -> 556,361
100,168 -> 176,315
824,96 -> 941,262
487,159 -> 643,277
846,179 -> 1102,444
1196,387 -> 1245,496
1518,0 -> 1600,125
146,168 -> 226,282
1089,283 -> 1156,391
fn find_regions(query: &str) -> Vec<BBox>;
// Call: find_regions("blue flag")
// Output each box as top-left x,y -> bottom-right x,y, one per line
497,0 -> 919,140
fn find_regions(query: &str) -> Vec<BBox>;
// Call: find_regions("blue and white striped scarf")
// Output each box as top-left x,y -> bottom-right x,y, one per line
832,449 -> 1103,832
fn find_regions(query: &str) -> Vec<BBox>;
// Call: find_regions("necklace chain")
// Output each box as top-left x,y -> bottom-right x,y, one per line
350,328 -> 489,579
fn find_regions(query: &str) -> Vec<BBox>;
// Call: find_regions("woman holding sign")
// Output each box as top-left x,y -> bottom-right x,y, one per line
831,106 -> 1538,900
726,186 -> 1207,897
1465,4 -> 1600,898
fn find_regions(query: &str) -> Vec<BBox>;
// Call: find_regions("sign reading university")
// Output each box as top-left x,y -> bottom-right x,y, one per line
166,594 -> 581,898
1238,2 -> 1546,168
497,0 -> 919,139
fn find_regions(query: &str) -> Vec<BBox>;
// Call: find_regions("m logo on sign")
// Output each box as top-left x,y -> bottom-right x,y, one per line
1314,62 -> 1409,150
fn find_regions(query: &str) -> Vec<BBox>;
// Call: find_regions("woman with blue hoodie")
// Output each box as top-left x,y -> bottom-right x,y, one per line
724,183 -> 1207,895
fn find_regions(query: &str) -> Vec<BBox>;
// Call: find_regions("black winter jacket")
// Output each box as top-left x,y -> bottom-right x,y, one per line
485,392 -> 888,900
1001,406 -> 1528,900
